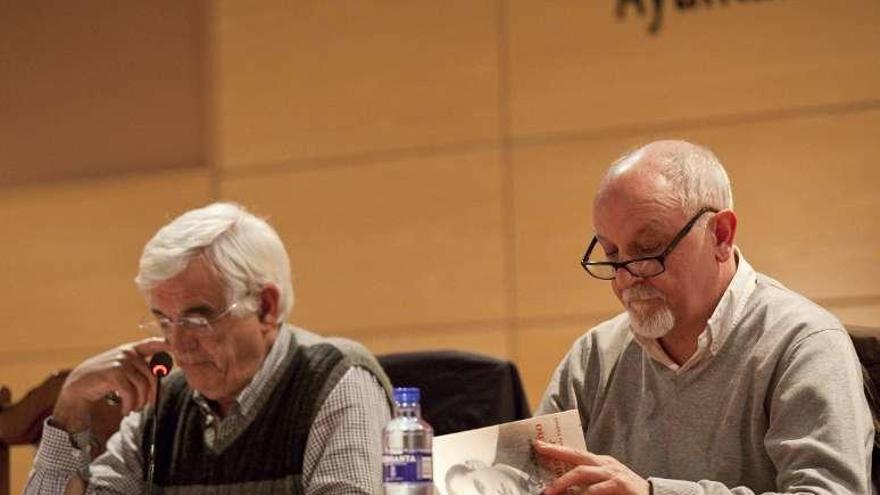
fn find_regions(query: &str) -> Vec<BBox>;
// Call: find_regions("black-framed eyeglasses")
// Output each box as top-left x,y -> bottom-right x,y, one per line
581,206 -> 719,281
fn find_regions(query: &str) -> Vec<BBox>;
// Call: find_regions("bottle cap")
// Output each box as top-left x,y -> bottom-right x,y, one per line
392,387 -> 420,405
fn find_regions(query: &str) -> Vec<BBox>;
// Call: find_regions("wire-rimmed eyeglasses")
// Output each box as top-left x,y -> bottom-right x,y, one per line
581,207 -> 719,280
139,301 -> 242,337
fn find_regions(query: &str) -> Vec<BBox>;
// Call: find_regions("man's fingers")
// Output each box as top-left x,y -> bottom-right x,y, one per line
120,360 -> 153,410
533,440 -> 602,466
131,337 -> 169,357
109,359 -> 155,415
578,479 -> 619,495
122,347 -> 155,388
124,340 -> 165,404
541,465 -> 609,495
110,378 -> 137,416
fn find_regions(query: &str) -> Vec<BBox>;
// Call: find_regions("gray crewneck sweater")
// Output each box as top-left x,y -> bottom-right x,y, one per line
537,258 -> 874,494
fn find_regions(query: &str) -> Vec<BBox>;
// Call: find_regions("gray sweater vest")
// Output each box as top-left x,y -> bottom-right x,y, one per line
142,329 -> 392,494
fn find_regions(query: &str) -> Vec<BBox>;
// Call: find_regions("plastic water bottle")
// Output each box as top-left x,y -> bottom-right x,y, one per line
383,387 -> 434,494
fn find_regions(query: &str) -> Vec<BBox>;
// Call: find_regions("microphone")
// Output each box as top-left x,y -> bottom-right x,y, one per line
146,352 -> 173,495
150,351 -> 173,377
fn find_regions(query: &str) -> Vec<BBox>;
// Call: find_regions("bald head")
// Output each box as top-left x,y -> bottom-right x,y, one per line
588,140 -> 739,351
596,140 -> 733,217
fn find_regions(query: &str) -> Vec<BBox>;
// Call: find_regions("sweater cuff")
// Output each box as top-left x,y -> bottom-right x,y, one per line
648,477 -> 702,495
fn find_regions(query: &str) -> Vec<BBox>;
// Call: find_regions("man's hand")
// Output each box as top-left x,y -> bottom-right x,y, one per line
52,338 -> 168,433
534,440 -> 650,495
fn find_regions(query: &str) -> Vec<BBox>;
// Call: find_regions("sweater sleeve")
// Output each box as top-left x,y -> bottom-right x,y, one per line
651,328 -> 874,495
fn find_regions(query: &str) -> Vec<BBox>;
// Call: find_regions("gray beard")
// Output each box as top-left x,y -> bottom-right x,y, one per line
627,303 -> 675,339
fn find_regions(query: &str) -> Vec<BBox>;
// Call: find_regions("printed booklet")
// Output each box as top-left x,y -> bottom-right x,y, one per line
432,409 -> 586,495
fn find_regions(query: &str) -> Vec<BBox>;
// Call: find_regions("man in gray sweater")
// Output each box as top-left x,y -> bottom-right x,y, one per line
533,140 -> 874,494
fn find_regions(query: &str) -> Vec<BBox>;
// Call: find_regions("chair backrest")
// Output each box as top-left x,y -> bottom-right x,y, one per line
0,370 -> 120,495
0,377 -> 62,495
0,387 -> 10,495
378,350 -> 530,436
847,326 -> 880,492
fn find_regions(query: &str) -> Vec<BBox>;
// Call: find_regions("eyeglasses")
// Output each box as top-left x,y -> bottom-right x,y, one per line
139,302 -> 241,337
581,207 -> 718,280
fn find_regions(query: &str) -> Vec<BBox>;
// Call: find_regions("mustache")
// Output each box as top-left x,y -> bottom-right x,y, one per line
622,285 -> 666,304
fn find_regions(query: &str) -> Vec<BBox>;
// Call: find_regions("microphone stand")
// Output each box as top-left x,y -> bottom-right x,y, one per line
146,372 -> 164,495
145,352 -> 171,495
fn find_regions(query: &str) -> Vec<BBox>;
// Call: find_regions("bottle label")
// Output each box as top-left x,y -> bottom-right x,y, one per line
382,452 -> 433,483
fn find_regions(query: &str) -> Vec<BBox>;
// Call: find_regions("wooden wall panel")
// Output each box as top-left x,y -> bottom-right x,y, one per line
0,357 -> 85,412
514,320 -> 607,410
513,110 -> 880,321
0,1 -> 204,186
508,0 -> 880,138
9,446 -> 34,495
513,140 -> 629,321
210,0 -> 499,169
0,170 -> 212,353
827,304 -> 880,335
219,150 -> 506,333
717,111 -> 880,302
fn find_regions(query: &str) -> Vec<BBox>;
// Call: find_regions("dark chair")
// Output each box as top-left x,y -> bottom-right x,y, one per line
0,387 -> 9,495
847,325 -> 880,492
378,350 -> 530,436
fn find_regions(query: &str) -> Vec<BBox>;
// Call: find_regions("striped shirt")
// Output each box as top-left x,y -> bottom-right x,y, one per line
25,326 -> 391,494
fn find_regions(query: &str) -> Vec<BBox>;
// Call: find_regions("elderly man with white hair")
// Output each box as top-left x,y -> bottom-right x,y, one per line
533,140 -> 874,494
25,202 -> 392,494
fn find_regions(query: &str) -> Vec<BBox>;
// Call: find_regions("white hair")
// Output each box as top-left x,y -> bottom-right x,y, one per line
134,202 -> 294,321
606,140 -> 734,216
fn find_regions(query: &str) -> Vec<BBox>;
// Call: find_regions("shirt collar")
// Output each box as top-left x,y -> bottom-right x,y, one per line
192,325 -> 292,417
703,248 -> 757,357
633,247 -> 757,372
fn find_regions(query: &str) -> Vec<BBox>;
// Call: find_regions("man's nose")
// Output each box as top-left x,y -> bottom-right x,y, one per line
614,265 -> 640,289
167,325 -> 199,353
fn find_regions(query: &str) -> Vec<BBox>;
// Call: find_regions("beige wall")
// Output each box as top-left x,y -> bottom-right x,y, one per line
2,1 -> 880,491
0,1 -> 205,187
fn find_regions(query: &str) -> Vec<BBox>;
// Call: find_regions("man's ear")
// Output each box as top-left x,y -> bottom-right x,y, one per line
257,285 -> 281,327
711,210 -> 737,262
